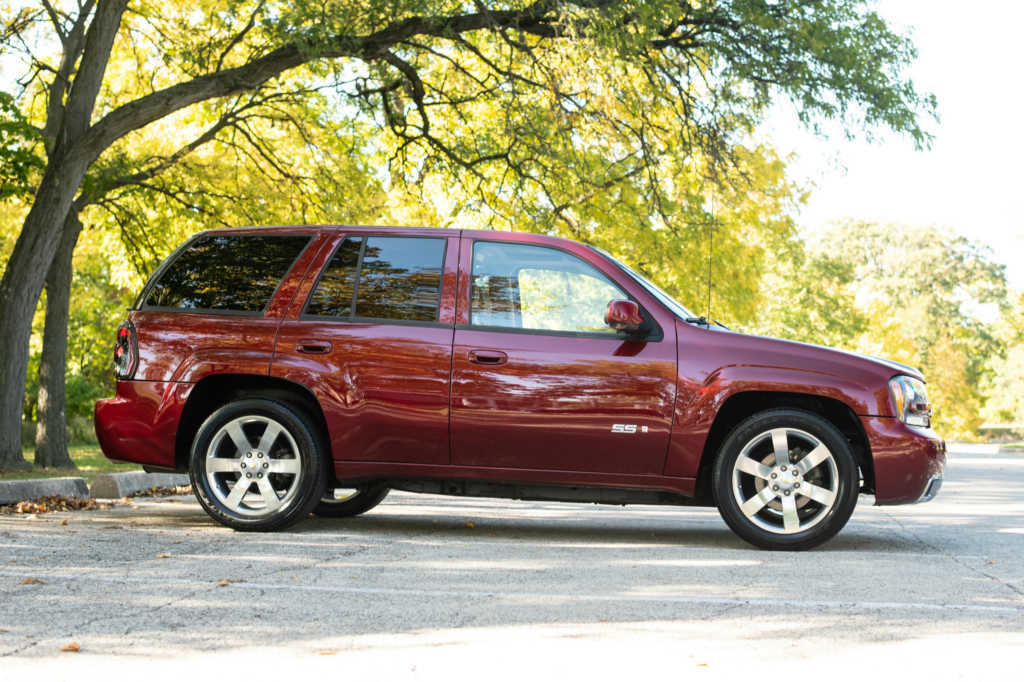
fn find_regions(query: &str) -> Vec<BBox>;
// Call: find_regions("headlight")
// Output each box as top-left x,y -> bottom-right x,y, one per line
889,375 -> 931,428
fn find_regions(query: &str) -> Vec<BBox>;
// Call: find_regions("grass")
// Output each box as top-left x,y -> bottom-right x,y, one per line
1,443 -> 141,484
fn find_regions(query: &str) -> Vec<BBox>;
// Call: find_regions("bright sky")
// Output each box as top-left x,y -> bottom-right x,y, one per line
762,0 -> 1024,291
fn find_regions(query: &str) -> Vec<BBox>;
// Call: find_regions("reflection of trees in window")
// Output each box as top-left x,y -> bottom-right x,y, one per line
520,269 -> 621,333
306,236 -> 445,322
306,237 -> 360,317
145,235 -> 311,312
470,242 -> 624,333
471,274 -> 521,327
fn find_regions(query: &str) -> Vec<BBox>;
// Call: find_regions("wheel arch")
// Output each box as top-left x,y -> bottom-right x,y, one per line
692,390 -> 873,504
175,374 -> 330,472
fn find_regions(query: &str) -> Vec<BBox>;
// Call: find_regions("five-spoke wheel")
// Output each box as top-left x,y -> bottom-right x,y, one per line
713,409 -> 859,550
190,399 -> 326,531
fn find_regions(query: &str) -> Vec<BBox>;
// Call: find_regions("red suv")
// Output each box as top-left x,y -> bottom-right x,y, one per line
95,226 -> 945,549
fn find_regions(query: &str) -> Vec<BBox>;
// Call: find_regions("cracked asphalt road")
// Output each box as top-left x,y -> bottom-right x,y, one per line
1,448 -> 1023,679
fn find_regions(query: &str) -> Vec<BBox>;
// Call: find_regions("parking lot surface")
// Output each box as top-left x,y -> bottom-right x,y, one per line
1,448 -> 1023,679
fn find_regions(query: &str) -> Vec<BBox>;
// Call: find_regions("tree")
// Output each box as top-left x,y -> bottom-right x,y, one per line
802,222 -> 1009,438
0,0 -> 935,469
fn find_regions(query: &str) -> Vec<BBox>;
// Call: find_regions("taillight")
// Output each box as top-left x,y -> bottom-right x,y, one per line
114,320 -> 138,379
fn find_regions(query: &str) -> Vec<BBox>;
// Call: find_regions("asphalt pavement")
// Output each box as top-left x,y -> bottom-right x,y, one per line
1,447 -> 1022,679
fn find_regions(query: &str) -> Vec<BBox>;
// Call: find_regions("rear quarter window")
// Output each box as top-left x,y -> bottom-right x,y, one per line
142,234 -> 311,313
305,235 -> 446,323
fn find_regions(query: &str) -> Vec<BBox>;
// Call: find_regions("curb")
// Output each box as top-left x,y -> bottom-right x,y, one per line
0,477 -> 90,505
89,471 -> 190,499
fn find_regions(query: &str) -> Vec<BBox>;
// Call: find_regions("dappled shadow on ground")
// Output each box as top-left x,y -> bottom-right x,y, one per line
1,452 -> 1022,659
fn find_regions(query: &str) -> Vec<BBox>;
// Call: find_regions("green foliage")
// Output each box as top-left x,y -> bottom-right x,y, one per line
0,91 -> 43,199
981,293 -> 1024,426
756,221 -> 1011,439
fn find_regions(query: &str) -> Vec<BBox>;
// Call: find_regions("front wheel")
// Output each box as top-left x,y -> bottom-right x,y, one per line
712,409 -> 859,551
189,399 -> 326,532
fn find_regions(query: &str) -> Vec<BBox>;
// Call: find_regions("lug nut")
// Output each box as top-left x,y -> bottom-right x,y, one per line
257,473 -> 263,479
257,453 -> 263,458
246,473 -> 252,479
781,465 -> 787,472
771,473 -> 777,479
784,490 -> 791,496
795,483 -> 801,489
263,462 -> 268,469
240,463 -> 246,469
247,453 -> 252,458
773,485 -> 779,491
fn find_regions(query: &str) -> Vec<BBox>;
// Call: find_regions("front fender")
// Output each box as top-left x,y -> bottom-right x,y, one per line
663,364 -> 878,478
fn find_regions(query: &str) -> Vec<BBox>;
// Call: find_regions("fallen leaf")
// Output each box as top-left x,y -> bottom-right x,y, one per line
172,541 -> 182,545
0,628 -> 9,633
19,577 -> 45,585
60,642 -> 80,653
156,553 -> 171,559
466,522 -> 475,529
60,519 -> 68,526
318,651 -> 337,656
216,579 -> 247,587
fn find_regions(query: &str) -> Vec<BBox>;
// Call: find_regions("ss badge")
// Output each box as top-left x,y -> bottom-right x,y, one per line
611,424 -> 648,434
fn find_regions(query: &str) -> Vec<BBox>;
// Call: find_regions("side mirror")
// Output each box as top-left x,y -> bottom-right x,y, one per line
605,299 -> 644,333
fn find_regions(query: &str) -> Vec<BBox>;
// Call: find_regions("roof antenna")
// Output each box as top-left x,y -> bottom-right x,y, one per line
706,192 -> 714,322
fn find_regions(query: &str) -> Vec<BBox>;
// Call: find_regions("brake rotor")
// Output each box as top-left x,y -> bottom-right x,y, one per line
753,448 -> 815,512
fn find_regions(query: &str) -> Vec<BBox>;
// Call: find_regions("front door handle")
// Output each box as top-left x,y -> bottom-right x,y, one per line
468,349 -> 508,365
296,339 -> 333,355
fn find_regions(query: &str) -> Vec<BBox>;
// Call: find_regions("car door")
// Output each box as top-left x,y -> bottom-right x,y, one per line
273,230 -> 459,465
450,236 -> 678,475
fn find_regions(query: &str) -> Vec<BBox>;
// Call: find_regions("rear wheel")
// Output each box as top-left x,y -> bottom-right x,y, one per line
314,483 -> 390,518
712,409 -> 859,550
189,399 -> 325,531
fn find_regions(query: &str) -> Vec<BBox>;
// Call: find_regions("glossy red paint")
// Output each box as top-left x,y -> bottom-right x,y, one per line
271,231 -> 459,465
861,417 -> 945,504
604,299 -> 644,330
95,224 -> 944,511
450,232 -> 678,475
94,380 -> 189,467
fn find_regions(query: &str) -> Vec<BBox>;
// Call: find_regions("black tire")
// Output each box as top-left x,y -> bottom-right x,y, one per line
712,408 -> 859,551
314,483 -> 390,518
189,399 -> 326,532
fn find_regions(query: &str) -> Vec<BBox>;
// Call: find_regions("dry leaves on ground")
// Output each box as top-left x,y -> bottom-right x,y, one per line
128,485 -> 193,498
19,577 -> 46,585
216,579 -> 246,587
0,495 -> 130,515
155,553 -> 171,559
60,642 -> 81,652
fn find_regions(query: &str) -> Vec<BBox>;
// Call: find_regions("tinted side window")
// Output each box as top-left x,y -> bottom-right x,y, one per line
471,242 -> 625,334
143,235 -> 311,312
306,236 -> 446,322
305,237 -> 361,317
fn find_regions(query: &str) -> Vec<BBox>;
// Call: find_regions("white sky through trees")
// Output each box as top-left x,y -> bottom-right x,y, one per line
764,0 -> 1024,290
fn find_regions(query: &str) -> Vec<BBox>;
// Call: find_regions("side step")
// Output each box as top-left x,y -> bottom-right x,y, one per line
382,478 -> 699,507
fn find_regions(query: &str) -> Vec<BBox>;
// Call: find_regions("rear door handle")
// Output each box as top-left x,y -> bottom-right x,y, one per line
296,339 -> 333,355
468,349 -> 508,365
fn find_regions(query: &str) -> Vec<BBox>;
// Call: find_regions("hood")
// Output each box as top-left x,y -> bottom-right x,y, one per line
684,323 -> 925,384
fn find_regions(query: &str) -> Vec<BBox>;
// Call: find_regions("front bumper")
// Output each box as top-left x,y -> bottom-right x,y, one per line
860,416 -> 946,505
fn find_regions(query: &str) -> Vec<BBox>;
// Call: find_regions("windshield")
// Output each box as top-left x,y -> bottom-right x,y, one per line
589,246 -> 697,321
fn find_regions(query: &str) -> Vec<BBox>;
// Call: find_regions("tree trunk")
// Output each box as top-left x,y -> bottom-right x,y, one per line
34,214 -> 84,469
0,0 -> 125,472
